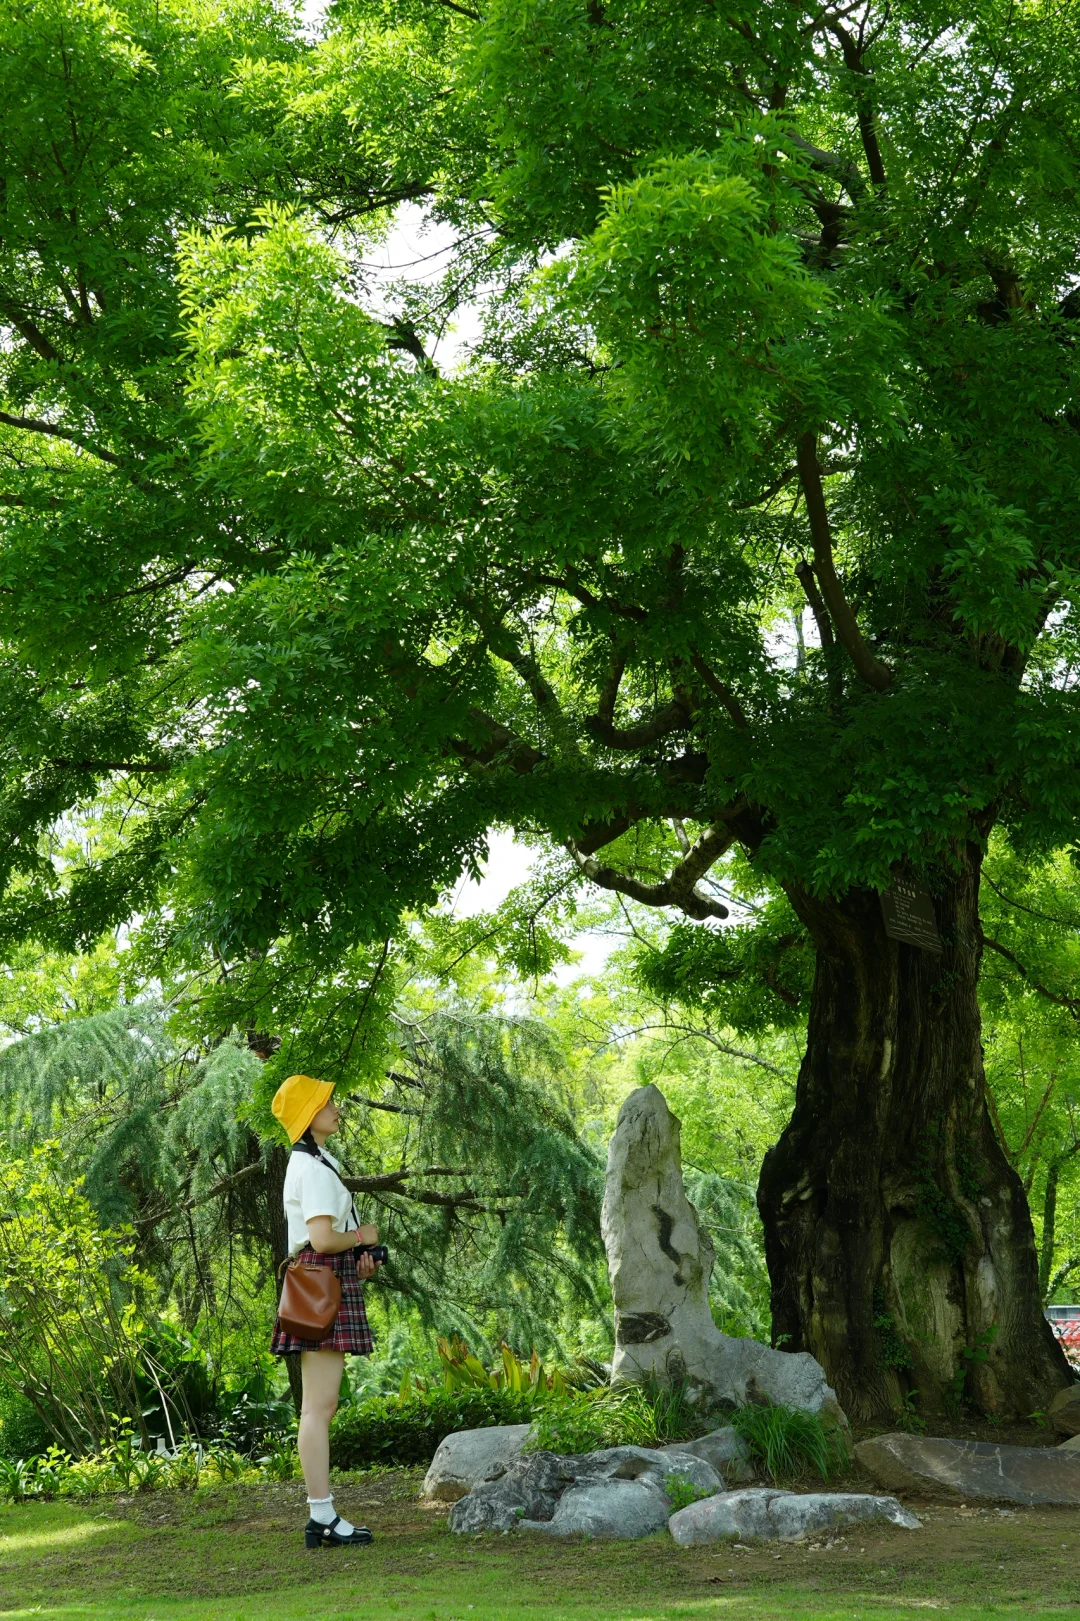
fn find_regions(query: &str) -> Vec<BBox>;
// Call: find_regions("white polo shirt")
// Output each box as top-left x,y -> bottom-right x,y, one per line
283,1146 -> 356,1252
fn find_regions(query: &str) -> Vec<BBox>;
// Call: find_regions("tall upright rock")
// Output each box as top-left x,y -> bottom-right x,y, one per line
602,1084 -> 844,1421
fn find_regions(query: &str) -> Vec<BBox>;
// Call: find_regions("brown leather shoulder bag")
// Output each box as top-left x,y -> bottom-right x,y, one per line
277,1256 -> 341,1339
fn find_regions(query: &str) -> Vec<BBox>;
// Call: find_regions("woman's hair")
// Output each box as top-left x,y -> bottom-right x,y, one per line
297,1126 -> 319,1152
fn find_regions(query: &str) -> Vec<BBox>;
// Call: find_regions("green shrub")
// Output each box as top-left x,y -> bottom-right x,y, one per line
664,1473 -> 714,1514
435,1337 -> 571,1400
525,1397 -> 615,1455
0,1391 -> 52,1462
525,1378 -> 703,1456
729,1401 -> 849,1484
0,1437 -> 220,1502
330,1388 -> 535,1471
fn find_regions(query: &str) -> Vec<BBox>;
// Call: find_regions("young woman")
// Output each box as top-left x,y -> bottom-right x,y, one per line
270,1072 -> 382,1549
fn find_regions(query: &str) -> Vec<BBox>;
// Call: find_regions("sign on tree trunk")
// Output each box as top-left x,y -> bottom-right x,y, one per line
880,880 -> 943,954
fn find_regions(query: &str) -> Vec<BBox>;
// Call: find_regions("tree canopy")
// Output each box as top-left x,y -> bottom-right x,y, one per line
0,0 -> 1075,1022
2,0 -> 1080,1416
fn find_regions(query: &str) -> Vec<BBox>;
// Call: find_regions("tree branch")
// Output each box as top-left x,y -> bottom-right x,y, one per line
796,433 -> 892,690
981,934 -> 1080,1017
1046,1256 -> 1080,1300
448,706 -> 544,776
786,131 -> 868,200
822,19 -> 888,186
603,1022 -> 784,1075
183,1162 -> 262,1211
596,648 -> 627,724
46,758 -> 172,774
0,409 -> 123,466
0,297 -> 63,362
567,819 -> 734,920
689,655 -> 749,728
584,697 -> 690,749
472,610 -> 581,761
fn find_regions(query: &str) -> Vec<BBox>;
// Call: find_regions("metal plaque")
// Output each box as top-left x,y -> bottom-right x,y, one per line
880,877 -> 943,953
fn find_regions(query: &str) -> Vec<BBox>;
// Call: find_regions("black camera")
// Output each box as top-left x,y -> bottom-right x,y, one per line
355,1242 -> 388,1266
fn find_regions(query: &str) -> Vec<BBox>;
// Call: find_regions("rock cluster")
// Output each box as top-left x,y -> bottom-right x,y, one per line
442,1437 -> 920,1543
447,1444 -> 723,1537
602,1086 -> 845,1422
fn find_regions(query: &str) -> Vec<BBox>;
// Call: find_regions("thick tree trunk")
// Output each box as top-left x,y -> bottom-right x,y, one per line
758,846 -> 1070,1423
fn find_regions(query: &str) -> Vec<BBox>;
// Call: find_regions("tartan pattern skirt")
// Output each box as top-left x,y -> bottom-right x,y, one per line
270,1247 -> 375,1357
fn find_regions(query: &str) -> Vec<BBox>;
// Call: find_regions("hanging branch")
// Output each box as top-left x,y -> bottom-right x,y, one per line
796,433 -> 893,692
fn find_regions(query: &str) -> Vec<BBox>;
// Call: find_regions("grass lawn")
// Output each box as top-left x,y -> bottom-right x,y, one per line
1,1470 -> 1078,1621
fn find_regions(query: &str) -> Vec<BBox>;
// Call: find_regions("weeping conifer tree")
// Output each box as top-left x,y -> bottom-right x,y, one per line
0,996 -> 606,1380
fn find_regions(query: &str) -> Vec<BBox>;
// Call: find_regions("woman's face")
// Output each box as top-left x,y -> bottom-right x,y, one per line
308,1098 -> 340,1138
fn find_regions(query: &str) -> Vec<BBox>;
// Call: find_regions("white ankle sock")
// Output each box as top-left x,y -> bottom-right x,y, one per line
307,1495 -> 356,1536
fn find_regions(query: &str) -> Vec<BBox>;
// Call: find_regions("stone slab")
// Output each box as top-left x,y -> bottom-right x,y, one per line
855,1432 -> 1080,1505
668,1487 -> 920,1545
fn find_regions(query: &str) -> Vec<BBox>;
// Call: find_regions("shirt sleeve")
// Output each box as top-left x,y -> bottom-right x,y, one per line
298,1161 -> 344,1222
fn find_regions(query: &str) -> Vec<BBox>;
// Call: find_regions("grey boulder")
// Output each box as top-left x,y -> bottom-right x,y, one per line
447,1443 -> 723,1534
855,1432 -> 1080,1505
521,1482 -> 670,1539
1059,1434 -> 1080,1451
667,1487 -> 921,1546
1049,1385 -> 1080,1438
660,1426 -> 757,1484
422,1424 -> 532,1502
448,1450 -> 569,1533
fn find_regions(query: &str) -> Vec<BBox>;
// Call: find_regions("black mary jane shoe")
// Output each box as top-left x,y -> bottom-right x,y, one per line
304,1514 -> 374,1549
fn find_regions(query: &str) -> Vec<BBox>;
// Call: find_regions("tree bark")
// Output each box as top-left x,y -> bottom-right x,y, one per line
264,1144 -> 303,1416
758,845 -> 1071,1422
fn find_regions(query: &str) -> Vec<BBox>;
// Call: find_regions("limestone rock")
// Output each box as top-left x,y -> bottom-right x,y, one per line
602,1085 -> 844,1422
521,1482 -> 670,1539
667,1487 -> 921,1546
855,1433 -> 1080,1505
447,1443 -> 723,1535
1049,1384 -> 1080,1438
659,1426 -> 758,1484
447,1450 -> 569,1533
1058,1434 -> 1080,1451
422,1424 -> 532,1502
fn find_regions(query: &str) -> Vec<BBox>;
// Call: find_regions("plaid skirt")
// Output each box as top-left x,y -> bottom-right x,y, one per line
270,1247 -> 375,1357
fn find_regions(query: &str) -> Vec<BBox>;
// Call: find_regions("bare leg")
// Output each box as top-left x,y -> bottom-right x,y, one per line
298,1349 -> 345,1501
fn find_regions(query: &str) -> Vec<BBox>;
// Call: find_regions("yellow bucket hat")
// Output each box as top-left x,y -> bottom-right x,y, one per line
272,1073 -> 335,1143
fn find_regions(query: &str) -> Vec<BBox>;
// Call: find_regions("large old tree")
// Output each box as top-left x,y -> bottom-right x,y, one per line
1,0 -> 1078,1416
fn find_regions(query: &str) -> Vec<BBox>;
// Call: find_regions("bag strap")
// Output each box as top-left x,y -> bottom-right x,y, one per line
291,1137 -> 361,1232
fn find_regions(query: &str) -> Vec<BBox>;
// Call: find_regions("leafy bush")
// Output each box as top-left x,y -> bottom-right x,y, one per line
525,1377 -> 702,1455
0,1437 -> 240,1503
729,1402 -> 849,1483
330,1388 -> 536,1470
665,1473 -> 715,1514
435,1337 -> 571,1400
0,1147 -> 154,1454
525,1398 -> 614,1455
0,1391 -> 52,1462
